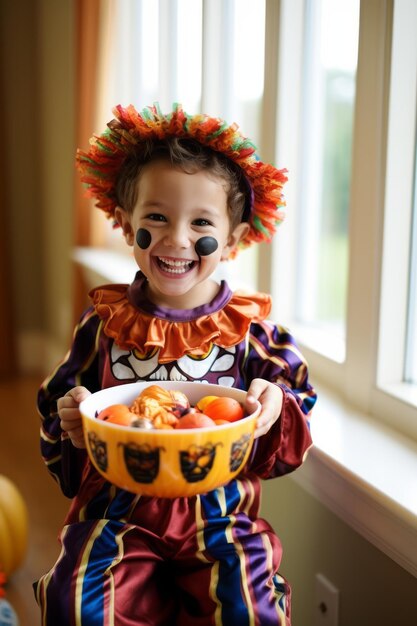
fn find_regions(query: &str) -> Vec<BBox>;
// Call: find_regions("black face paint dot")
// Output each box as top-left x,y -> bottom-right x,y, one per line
136,228 -> 152,249
195,236 -> 218,257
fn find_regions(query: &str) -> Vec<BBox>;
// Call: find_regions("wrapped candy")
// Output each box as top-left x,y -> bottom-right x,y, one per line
129,385 -> 190,427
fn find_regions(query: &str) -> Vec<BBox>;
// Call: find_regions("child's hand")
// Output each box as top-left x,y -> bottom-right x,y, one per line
245,379 -> 284,439
57,386 -> 91,449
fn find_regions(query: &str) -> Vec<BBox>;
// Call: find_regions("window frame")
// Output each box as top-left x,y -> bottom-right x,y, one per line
372,0 -> 417,436
264,0 -> 417,442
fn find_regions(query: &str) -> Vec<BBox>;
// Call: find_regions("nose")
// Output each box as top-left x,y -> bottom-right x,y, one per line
163,223 -> 190,249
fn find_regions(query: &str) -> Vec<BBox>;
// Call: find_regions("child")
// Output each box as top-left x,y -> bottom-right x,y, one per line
35,103 -> 316,626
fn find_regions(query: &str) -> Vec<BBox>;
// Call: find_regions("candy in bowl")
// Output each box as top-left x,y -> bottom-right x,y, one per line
80,381 -> 260,498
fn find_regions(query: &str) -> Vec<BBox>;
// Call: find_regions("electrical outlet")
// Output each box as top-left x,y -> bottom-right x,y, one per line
314,573 -> 339,626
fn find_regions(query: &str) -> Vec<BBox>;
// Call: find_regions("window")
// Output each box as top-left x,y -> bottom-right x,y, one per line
270,0 -> 417,439
373,0 -> 417,437
269,0 -> 360,363
294,0 -> 359,361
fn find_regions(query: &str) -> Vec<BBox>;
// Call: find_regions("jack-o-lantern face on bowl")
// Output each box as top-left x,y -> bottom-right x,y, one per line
80,381 -> 260,498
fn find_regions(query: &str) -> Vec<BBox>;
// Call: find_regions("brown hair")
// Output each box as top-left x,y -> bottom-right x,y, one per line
115,138 -> 249,229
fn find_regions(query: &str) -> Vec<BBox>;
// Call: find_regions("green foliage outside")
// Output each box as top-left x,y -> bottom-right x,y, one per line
317,233 -> 348,321
317,69 -> 354,323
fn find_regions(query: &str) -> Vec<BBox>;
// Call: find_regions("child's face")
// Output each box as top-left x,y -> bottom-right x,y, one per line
115,160 -> 249,308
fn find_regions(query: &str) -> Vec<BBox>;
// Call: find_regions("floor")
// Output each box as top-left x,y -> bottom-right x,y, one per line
0,376 -> 69,626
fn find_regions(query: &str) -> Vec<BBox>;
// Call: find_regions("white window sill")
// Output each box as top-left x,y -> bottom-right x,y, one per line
293,383 -> 417,577
73,246 -> 417,577
72,246 -> 137,285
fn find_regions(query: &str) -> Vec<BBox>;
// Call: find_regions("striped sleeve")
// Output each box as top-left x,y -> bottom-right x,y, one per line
243,320 -> 317,479
37,307 -> 102,497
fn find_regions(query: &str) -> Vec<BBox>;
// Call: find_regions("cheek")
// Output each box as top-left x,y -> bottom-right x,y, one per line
136,228 -> 152,249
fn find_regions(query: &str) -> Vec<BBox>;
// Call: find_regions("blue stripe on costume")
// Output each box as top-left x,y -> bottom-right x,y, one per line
105,489 -> 137,520
80,520 -> 124,625
201,482 -> 251,626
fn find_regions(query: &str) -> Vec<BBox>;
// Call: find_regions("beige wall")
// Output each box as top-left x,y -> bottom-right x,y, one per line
261,477 -> 417,625
2,2 -> 416,624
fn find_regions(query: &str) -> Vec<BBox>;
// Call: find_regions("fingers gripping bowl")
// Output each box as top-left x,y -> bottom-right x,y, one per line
80,382 -> 261,498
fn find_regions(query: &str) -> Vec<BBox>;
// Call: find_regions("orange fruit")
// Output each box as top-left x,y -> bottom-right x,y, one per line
196,395 -> 219,412
203,397 -> 244,423
97,404 -> 135,426
175,411 -> 216,429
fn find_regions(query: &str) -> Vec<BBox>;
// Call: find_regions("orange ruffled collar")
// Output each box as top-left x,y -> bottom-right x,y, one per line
90,274 -> 271,364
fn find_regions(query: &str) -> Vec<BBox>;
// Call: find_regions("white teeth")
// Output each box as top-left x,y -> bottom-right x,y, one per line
158,257 -> 194,274
159,258 -> 192,267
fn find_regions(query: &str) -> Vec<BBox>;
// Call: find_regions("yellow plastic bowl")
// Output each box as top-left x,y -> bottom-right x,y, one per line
80,381 -> 260,498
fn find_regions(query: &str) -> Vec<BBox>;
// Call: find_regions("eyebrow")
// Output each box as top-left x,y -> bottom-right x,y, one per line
141,201 -> 166,209
141,201 -> 221,217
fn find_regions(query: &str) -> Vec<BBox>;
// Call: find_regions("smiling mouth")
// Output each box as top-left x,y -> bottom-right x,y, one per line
157,257 -> 197,274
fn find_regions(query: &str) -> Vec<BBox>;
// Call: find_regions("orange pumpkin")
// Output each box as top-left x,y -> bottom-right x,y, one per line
0,475 -> 28,576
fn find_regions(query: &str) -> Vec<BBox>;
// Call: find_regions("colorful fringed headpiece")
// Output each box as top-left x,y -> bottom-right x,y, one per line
76,103 -> 287,257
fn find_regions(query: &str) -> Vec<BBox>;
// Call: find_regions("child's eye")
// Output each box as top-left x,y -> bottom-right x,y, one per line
193,218 -> 212,227
147,213 -> 167,222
